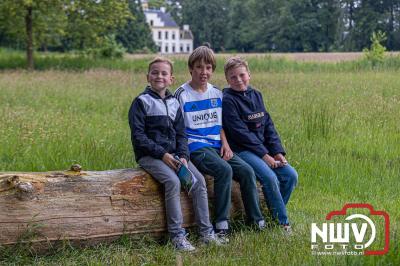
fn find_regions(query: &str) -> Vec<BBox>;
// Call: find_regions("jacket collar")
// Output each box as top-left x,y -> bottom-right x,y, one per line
144,85 -> 173,100
224,86 -> 254,96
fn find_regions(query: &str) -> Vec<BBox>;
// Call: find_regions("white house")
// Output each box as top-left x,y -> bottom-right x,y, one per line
142,4 -> 193,54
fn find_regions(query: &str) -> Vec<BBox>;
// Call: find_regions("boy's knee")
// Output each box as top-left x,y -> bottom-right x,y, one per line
165,177 -> 181,193
259,172 -> 279,186
235,165 -> 257,186
193,174 -> 207,191
218,162 -> 233,180
239,163 -> 256,179
288,170 -> 298,187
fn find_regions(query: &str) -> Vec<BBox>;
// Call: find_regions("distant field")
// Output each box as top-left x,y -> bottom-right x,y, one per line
0,58 -> 399,265
125,51 -> 400,62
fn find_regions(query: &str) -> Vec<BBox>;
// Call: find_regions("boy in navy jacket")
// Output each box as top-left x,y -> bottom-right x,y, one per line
129,57 -> 225,251
222,57 -> 298,233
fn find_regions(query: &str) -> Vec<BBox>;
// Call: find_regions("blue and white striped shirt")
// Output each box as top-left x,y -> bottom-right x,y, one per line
175,83 -> 222,152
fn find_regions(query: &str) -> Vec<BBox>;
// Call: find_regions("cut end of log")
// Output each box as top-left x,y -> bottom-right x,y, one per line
70,164 -> 82,172
16,182 -> 36,200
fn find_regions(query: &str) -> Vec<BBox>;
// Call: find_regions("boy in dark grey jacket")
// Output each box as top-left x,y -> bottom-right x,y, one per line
129,57 -> 225,251
222,57 -> 298,234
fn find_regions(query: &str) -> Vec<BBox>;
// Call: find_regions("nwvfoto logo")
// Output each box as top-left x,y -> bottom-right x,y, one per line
311,203 -> 390,256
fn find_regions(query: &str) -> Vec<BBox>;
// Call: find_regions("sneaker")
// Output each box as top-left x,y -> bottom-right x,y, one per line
257,220 -> 266,231
172,234 -> 196,252
281,224 -> 293,236
214,228 -> 230,243
200,230 -> 228,246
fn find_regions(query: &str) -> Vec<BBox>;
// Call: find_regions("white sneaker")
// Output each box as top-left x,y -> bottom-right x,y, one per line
200,230 -> 228,245
172,234 -> 196,252
282,224 -> 293,236
258,220 -> 266,230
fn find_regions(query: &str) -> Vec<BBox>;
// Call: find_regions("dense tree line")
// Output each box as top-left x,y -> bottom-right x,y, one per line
1,0 -> 400,61
175,0 -> 400,52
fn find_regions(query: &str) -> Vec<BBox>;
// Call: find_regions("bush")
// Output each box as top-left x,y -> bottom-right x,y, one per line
362,31 -> 387,66
84,35 -> 126,59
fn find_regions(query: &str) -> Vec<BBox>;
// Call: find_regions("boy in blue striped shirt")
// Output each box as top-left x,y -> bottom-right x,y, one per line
175,46 -> 265,236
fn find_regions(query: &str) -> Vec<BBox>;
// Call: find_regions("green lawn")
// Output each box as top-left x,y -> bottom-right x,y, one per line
0,57 -> 399,265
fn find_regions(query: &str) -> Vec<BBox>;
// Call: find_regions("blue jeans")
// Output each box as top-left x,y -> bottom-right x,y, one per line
238,151 -> 298,225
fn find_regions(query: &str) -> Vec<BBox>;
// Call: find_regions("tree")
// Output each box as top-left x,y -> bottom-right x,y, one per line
251,0 -> 286,51
64,0 -> 130,50
317,0 -> 341,51
0,0 -> 130,69
116,0 -> 156,53
225,0 -> 259,52
0,0 -> 67,69
363,30 -> 387,65
384,0 -> 400,50
165,0 -> 183,26
242,0 -> 340,52
180,0 -> 229,51
339,0 -> 395,51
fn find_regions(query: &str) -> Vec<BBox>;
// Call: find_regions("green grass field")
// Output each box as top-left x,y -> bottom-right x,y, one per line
0,53 -> 399,265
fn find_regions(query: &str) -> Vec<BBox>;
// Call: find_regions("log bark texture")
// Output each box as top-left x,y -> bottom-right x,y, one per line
0,167 -> 260,251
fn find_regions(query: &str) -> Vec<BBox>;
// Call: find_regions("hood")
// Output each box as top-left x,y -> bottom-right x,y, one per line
223,86 -> 254,97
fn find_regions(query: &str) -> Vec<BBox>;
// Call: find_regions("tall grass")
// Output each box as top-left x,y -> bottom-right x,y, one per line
0,61 -> 399,264
3,48 -> 400,73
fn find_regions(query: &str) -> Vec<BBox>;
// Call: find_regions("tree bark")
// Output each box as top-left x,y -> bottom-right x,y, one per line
0,167 -> 261,252
25,5 -> 34,70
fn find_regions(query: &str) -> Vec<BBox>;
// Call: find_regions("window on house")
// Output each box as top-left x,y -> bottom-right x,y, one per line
165,31 -> 168,40
158,31 -> 161,39
172,33 -> 175,40
172,45 -> 175,53
180,45 -> 183,52
186,44 -> 190,52
180,33 -> 183,39
150,20 -> 154,26
165,46 -> 169,53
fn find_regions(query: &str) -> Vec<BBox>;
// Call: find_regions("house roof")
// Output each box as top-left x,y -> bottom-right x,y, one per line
181,30 -> 193,40
145,9 -> 178,28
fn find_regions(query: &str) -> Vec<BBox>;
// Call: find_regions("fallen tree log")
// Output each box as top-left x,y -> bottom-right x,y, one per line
0,166 -> 262,252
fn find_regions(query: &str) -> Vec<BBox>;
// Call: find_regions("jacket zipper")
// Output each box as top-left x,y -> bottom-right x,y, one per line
163,98 -> 172,142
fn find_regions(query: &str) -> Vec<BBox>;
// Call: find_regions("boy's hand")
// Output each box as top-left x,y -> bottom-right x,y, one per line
263,154 -> 281,168
162,153 -> 180,171
180,157 -> 188,167
220,144 -> 233,161
220,128 -> 233,161
274,153 -> 288,166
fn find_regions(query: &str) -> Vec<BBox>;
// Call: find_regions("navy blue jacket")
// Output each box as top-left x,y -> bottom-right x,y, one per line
128,86 -> 189,162
222,86 -> 285,158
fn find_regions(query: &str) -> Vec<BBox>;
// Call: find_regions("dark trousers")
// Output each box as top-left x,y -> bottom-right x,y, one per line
190,147 -> 264,228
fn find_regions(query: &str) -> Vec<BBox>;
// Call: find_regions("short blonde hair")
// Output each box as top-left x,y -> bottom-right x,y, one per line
148,57 -> 174,74
224,57 -> 250,78
188,46 -> 216,71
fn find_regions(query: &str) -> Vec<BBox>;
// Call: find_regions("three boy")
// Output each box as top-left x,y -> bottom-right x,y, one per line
129,51 -> 297,251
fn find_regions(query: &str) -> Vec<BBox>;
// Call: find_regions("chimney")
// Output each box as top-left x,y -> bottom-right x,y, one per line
160,7 -> 166,13
141,0 -> 149,11
183,24 -> 189,31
